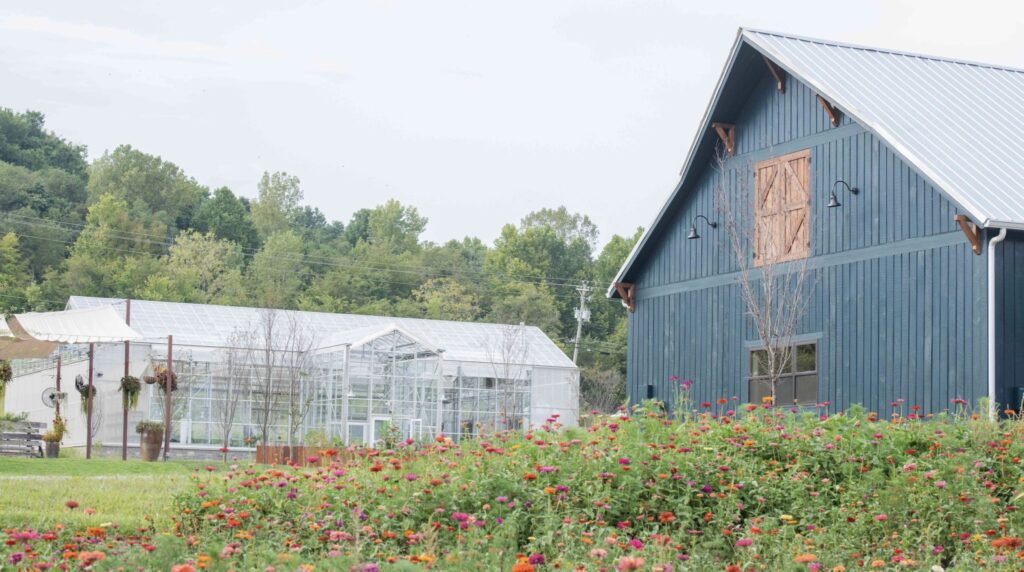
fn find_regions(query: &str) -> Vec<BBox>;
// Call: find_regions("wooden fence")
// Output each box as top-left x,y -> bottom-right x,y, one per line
0,421 -> 45,458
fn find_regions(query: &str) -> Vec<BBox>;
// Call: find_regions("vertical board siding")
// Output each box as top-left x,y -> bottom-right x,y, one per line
628,246 -> 987,413
627,65 -> 989,414
635,70 -> 961,290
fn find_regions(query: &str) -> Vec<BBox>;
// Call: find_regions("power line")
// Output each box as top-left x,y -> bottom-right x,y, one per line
0,212 -> 605,290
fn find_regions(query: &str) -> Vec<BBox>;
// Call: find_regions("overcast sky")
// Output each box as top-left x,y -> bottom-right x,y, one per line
3,0 -> 1024,247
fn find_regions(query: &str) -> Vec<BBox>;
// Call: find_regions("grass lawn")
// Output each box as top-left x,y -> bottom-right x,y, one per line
0,458 -> 214,530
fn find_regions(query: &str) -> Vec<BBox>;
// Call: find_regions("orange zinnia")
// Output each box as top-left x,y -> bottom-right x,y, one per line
992,536 -> 1023,549
77,551 -> 106,565
795,554 -> 818,563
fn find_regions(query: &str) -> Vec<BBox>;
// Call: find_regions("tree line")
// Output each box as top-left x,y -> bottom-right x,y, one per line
0,108 -> 640,409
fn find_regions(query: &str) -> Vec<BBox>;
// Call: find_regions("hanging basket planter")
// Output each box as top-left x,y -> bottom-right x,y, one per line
143,367 -> 178,393
76,384 -> 96,414
0,360 -> 11,401
119,375 -> 141,409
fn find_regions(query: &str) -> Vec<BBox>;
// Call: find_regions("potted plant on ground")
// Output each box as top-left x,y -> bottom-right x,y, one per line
42,413 -> 67,458
136,420 -> 164,461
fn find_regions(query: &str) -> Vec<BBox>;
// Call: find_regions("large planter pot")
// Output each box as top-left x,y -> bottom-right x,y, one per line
140,431 -> 163,462
44,442 -> 60,458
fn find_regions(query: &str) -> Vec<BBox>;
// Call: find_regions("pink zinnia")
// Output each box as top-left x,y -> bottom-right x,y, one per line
735,538 -> 753,547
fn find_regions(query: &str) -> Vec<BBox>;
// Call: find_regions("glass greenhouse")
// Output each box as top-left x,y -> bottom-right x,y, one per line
5,297 -> 579,454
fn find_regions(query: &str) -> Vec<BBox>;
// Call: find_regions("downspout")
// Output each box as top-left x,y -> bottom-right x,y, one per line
989,227 -> 1008,421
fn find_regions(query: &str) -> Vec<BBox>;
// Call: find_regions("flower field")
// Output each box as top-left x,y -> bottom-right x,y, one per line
6,400 -> 1024,570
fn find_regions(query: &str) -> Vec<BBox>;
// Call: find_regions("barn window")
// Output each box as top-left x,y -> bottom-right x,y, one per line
753,149 -> 811,264
748,342 -> 817,406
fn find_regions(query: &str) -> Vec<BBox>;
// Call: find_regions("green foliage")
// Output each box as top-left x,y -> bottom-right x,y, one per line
0,410 -> 27,432
367,199 -> 428,253
0,108 -> 88,178
42,413 -> 68,443
88,145 -> 208,229
520,205 -> 599,254
119,376 -> 142,410
251,171 -> 303,239
413,277 -> 480,321
141,230 -> 245,304
486,282 -> 561,335
247,230 -> 306,308
0,110 -> 639,402
6,407 -> 1024,569
135,420 -> 164,435
51,194 -> 165,299
192,187 -> 260,252
0,233 -> 31,313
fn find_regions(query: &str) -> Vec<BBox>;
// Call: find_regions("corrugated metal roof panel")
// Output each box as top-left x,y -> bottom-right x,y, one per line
609,28 -> 1024,298
744,28 -> 1024,229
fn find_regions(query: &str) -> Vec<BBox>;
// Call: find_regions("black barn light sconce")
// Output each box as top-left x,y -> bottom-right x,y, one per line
827,180 -> 859,208
687,215 -> 718,240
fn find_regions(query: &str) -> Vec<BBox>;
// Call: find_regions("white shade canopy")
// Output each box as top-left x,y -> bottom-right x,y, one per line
0,318 -> 58,359
7,305 -> 142,345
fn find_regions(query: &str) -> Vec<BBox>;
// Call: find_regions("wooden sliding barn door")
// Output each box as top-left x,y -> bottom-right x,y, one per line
754,149 -> 810,265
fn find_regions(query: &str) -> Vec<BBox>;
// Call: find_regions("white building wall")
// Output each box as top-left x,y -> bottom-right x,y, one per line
529,366 -> 579,428
3,344 -> 153,448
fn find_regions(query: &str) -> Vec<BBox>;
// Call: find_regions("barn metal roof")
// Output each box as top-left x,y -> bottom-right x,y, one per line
610,28 -> 1024,297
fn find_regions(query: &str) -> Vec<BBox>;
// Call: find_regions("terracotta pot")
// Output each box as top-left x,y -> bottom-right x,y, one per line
44,442 -> 60,458
140,430 -> 163,461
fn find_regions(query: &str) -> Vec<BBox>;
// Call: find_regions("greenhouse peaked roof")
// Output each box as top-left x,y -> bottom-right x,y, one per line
318,324 -> 441,355
66,297 -> 575,369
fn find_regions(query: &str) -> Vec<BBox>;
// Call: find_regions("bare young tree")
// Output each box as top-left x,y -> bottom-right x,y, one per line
483,323 -> 531,432
250,309 -> 285,451
579,367 -> 625,413
281,312 -> 317,447
716,150 -> 813,405
217,327 -> 255,461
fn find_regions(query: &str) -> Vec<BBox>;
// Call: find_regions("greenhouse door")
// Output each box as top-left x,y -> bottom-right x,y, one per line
371,417 -> 391,446
347,422 -> 366,445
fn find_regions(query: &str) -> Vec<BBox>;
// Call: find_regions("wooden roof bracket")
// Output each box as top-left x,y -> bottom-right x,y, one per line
710,122 -> 736,156
763,55 -> 785,93
954,214 -> 983,255
614,282 -> 636,313
816,95 -> 840,127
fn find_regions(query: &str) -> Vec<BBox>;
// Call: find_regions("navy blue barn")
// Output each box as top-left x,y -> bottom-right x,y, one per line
608,29 -> 1024,415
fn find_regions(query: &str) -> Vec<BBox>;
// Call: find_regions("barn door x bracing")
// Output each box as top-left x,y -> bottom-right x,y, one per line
754,149 -> 811,265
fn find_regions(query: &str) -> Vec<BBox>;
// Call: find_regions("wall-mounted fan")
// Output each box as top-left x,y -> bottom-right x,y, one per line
41,387 -> 66,408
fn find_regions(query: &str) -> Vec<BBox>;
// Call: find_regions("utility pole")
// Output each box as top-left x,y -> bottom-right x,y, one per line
572,281 -> 592,364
